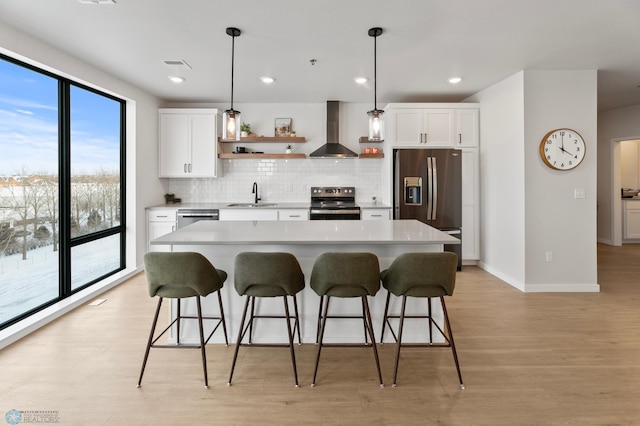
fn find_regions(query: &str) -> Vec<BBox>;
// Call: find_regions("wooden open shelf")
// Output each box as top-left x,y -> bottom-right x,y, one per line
219,136 -> 306,143
359,136 -> 384,143
359,153 -> 384,159
218,153 -> 306,159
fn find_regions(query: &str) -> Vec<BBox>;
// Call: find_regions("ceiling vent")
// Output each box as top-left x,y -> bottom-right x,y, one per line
162,60 -> 192,69
78,0 -> 116,4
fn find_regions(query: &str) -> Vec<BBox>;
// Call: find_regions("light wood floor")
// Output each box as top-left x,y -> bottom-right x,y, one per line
1,244 -> 639,425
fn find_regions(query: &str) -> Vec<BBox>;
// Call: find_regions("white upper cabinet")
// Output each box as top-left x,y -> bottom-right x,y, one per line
456,108 -> 479,147
389,108 -> 455,147
386,104 -> 479,149
159,108 -> 221,178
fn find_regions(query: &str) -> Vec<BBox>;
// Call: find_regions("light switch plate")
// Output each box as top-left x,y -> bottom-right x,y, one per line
574,188 -> 586,199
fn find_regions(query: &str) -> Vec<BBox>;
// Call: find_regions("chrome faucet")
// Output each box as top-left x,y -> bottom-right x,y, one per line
252,182 -> 261,204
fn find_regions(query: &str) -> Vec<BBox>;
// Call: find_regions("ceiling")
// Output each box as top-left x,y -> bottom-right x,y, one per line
1,0 -> 640,111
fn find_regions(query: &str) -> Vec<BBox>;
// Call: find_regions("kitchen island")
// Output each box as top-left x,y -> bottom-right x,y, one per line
150,219 -> 459,344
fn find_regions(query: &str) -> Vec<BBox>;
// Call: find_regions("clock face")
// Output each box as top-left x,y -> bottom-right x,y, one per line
539,128 -> 586,170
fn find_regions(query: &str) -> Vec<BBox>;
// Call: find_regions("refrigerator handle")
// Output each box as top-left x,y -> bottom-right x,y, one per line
426,156 -> 438,221
394,151 -> 400,219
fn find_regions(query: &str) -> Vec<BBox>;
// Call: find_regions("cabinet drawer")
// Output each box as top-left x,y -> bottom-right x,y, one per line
148,210 -> 177,221
361,209 -> 390,220
279,209 -> 309,221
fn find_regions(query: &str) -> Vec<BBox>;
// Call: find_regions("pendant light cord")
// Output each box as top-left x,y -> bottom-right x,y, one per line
230,33 -> 235,110
373,33 -> 378,110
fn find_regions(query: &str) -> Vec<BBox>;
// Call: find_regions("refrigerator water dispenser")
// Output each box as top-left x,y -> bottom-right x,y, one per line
404,177 -> 422,205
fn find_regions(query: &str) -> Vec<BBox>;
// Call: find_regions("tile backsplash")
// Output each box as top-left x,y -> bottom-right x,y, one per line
169,158 -> 385,204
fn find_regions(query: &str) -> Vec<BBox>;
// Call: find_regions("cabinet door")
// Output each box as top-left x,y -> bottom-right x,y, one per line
391,109 -> 424,146
189,114 -> 217,177
423,109 -> 455,147
456,109 -> 479,147
278,209 -> 309,221
361,209 -> 390,220
159,114 -> 189,177
219,209 -> 279,221
461,149 -> 479,260
624,203 -> 640,239
147,210 -> 177,252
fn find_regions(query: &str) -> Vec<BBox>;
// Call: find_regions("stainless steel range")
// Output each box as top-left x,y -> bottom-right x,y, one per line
309,186 -> 361,220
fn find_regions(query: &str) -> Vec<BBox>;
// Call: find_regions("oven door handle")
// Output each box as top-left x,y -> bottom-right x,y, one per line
310,209 -> 361,214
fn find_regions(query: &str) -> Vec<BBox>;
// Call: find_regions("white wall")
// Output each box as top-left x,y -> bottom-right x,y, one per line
468,70 -> 599,292
597,104 -> 640,244
522,70 -> 598,291
0,21 -> 162,270
466,72 -> 527,289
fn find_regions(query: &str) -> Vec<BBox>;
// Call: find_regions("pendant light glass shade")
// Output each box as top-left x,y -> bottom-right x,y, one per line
367,109 -> 384,141
223,27 -> 241,140
223,108 -> 241,140
367,27 -> 384,141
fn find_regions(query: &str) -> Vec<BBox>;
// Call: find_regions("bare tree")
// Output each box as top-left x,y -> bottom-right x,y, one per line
41,174 -> 59,252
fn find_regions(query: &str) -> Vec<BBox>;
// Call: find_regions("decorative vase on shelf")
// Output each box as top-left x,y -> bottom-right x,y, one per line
285,144 -> 292,154
240,131 -> 248,137
240,123 -> 251,138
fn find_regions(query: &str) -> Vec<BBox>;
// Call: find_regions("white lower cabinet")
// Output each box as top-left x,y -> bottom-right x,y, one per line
361,208 -> 391,220
219,209 -> 279,221
147,209 -> 177,252
624,201 -> 640,239
279,209 -> 309,221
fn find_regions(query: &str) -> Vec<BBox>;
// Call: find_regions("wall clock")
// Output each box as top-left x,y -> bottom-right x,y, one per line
539,128 -> 586,170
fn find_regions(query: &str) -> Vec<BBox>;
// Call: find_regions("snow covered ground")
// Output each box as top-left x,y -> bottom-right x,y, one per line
0,237 -> 120,324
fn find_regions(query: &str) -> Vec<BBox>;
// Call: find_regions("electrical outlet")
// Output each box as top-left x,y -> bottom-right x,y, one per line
546,251 -> 553,262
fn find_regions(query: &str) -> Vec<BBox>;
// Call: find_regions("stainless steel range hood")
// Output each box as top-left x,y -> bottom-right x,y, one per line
309,101 -> 358,158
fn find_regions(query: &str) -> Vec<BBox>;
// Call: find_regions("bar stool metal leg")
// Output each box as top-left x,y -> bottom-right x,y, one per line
292,295 -> 302,345
195,296 -> 209,389
228,296 -> 251,386
283,296 -> 299,387
392,295 -> 408,387
137,297 -> 163,388
441,297 -> 464,389
362,296 -> 384,388
217,290 -> 229,346
311,296 -> 330,387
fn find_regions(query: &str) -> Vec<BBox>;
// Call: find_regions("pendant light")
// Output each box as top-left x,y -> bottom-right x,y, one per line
223,27 -> 241,140
367,27 -> 384,141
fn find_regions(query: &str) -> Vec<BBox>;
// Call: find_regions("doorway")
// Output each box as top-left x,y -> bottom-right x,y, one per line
610,138 -> 640,246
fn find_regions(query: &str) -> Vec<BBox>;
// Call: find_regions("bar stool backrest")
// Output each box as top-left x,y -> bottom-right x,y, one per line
381,252 -> 457,298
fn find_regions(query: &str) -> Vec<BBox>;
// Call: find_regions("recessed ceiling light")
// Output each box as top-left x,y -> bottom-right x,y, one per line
260,76 -> 275,84
168,76 -> 185,84
447,76 -> 462,84
354,77 -> 368,84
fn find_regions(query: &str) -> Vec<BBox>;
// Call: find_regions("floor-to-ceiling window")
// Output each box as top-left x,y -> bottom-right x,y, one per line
0,54 -> 125,329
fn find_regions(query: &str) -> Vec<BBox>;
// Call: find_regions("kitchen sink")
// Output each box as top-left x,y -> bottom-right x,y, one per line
226,203 -> 277,208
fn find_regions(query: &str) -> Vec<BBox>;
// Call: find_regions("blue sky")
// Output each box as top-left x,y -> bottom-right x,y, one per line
0,58 -> 121,176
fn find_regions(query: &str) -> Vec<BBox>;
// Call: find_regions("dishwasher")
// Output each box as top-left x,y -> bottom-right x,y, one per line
177,209 -> 219,229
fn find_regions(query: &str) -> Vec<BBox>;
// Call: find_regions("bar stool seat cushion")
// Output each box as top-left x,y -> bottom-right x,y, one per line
144,252 -> 227,299
235,252 -> 305,297
381,252 -> 457,298
310,252 -> 380,297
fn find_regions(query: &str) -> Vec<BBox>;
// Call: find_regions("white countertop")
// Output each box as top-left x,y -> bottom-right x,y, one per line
151,219 -> 458,246
146,202 -> 391,210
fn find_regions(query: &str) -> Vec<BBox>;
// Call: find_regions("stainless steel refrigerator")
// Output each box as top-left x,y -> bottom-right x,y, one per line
393,148 -> 462,270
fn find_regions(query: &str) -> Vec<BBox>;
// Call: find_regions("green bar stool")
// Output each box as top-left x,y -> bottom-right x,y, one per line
310,252 -> 384,388
380,252 -> 464,388
228,252 -> 305,387
138,252 -> 228,389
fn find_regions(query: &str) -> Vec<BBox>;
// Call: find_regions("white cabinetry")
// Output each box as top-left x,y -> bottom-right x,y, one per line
219,209 -> 279,221
461,149 -> 480,260
159,108 -> 221,178
361,208 -> 391,220
279,209 -> 309,221
147,209 -> 177,252
389,109 -> 455,147
624,201 -> 640,239
386,104 -> 479,149
456,109 -> 479,147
